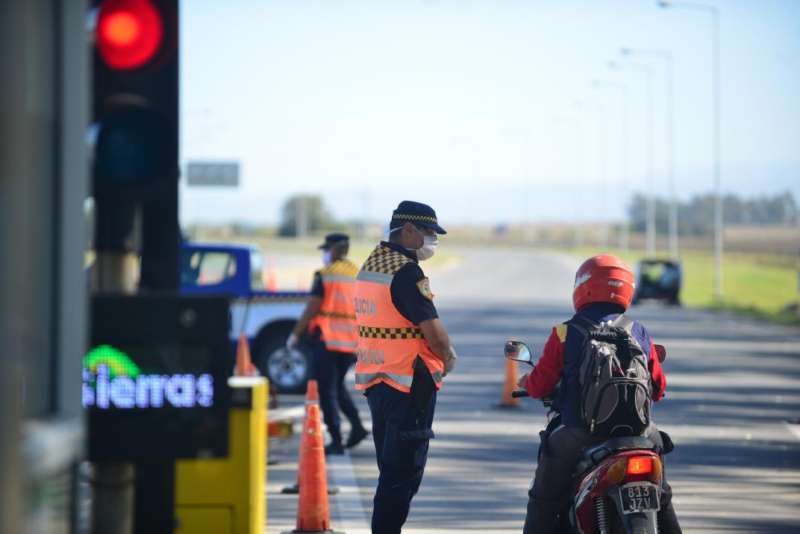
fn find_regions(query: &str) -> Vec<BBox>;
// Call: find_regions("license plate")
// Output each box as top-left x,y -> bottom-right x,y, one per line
619,483 -> 660,515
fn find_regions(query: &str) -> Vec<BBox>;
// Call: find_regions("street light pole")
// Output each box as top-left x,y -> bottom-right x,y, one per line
591,80 -> 630,252
621,47 -> 679,259
609,61 -> 656,256
658,0 -> 723,297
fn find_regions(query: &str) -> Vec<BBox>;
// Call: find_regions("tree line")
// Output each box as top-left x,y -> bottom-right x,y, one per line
628,191 -> 798,236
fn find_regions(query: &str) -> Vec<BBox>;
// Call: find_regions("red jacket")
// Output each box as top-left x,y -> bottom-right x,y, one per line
525,323 -> 667,402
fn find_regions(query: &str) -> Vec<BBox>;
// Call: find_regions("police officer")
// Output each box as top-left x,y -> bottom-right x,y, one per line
354,201 -> 457,534
288,233 -> 368,455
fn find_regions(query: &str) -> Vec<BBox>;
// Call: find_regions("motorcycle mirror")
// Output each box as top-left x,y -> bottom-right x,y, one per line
504,340 -> 534,366
654,344 -> 667,363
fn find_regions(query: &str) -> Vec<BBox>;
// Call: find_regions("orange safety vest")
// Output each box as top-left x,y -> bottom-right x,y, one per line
354,245 -> 444,393
308,259 -> 359,353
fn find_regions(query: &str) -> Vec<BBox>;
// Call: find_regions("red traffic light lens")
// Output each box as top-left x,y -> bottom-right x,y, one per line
97,0 -> 163,70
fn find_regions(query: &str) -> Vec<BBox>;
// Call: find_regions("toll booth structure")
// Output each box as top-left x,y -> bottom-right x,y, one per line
175,377 -> 268,534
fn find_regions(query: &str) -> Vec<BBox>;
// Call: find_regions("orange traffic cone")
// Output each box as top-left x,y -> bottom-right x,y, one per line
266,257 -> 279,292
496,357 -> 520,408
282,403 -> 345,534
305,379 -> 319,404
282,381 -> 339,496
235,333 -> 258,377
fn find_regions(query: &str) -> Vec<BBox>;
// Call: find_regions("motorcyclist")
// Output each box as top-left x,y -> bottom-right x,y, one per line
518,254 -> 682,534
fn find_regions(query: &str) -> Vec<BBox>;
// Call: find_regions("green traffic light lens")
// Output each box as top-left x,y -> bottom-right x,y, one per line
94,107 -> 174,187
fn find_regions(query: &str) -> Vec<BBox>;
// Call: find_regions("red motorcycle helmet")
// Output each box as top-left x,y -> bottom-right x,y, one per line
572,254 -> 636,312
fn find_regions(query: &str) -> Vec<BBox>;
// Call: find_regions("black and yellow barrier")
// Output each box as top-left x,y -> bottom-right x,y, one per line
175,377 -> 267,534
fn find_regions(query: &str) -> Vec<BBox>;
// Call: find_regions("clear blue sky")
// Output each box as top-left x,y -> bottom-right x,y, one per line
179,0 -> 800,225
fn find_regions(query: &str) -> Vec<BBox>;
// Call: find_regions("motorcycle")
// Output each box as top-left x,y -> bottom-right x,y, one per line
505,339 -> 668,534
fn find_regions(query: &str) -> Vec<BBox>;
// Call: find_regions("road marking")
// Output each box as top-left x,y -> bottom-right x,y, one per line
327,452 -> 371,534
784,422 -> 800,441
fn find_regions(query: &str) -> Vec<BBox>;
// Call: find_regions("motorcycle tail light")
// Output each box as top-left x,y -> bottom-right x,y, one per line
627,456 -> 653,475
605,458 -> 628,485
649,456 -> 663,485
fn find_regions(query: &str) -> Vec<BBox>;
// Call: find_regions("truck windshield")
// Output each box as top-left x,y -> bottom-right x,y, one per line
181,250 -> 237,287
249,250 -> 265,291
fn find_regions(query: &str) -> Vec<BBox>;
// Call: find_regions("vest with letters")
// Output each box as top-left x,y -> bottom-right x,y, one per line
354,245 -> 444,393
308,259 -> 359,353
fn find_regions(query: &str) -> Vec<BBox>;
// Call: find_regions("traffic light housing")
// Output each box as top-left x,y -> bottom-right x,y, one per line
91,0 -> 179,290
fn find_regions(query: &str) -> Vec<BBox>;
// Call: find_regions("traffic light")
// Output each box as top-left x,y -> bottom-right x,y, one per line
91,0 -> 179,290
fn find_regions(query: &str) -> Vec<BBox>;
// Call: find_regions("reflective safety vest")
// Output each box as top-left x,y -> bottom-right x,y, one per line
308,259 -> 359,353
354,245 -> 444,393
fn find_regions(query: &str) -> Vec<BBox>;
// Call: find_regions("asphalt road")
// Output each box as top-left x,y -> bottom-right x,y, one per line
267,247 -> 800,533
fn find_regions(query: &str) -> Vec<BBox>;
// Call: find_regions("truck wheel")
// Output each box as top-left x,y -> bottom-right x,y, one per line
256,335 -> 310,394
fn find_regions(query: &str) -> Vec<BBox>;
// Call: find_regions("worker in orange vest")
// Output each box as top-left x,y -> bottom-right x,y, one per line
288,233 -> 368,454
354,201 -> 457,534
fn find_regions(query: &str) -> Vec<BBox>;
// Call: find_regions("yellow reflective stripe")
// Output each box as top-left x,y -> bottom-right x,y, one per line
355,372 -> 414,387
555,323 -> 568,343
326,339 -> 358,350
357,270 -> 394,285
320,274 -> 356,283
319,310 -> 356,320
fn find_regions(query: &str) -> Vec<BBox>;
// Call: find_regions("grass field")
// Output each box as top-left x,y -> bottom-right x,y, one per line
565,247 -> 800,325
188,226 -> 797,323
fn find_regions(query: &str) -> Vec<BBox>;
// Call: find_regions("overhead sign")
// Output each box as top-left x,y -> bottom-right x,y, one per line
186,160 -> 239,187
87,295 -> 231,461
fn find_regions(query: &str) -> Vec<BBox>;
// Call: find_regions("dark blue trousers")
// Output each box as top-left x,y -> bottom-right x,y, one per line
311,341 -> 363,446
366,382 -> 436,534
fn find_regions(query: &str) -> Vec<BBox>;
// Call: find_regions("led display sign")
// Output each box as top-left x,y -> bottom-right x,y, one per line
87,295 -> 230,461
83,345 -> 214,409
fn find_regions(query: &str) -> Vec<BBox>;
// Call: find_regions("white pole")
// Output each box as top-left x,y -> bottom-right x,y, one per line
644,67 -> 657,256
657,0 -> 724,293
711,6 -> 723,299
665,52 -> 679,259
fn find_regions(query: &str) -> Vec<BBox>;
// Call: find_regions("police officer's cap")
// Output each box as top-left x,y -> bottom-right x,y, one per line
390,200 -> 447,235
318,233 -> 350,250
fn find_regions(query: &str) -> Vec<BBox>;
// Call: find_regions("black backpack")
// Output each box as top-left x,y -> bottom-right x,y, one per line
570,315 -> 652,437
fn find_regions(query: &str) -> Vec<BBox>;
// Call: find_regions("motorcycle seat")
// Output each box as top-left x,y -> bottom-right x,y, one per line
575,436 -> 656,476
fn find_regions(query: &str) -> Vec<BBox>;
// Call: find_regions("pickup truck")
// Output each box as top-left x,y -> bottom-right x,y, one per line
180,242 -> 311,393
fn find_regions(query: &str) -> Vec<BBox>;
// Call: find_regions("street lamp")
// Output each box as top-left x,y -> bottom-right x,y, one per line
658,0 -> 723,298
591,79 -> 630,252
621,47 -> 679,260
608,60 -> 657,256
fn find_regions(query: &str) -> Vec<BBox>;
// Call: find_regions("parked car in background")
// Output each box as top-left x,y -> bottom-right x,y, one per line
632,258 -> 682,306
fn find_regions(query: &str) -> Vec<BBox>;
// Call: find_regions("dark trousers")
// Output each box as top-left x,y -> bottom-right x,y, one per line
523,423 -> 682,534
366,382 -> 436,534
311,342 -> 364,446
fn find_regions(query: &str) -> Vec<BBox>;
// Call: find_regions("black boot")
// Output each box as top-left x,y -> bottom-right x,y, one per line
345,426 -> 369,449
324,442 -> 344,455
325,426 -> 345,455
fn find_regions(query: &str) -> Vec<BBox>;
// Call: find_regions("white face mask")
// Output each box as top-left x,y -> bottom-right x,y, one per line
322,251 -> 333,266
416,234 -> 438,261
